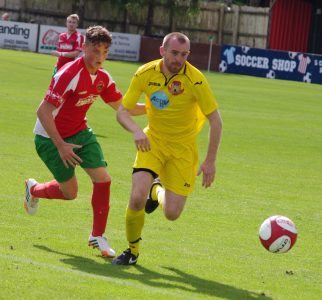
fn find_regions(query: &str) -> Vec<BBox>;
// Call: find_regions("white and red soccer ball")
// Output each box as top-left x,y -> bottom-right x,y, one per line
259,216 -> 298,253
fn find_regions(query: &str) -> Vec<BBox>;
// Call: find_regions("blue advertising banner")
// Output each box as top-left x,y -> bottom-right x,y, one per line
219,45 -> 322,85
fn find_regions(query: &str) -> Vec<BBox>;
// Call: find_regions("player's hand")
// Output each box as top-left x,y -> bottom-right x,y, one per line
197,161 -> 216,188
133,130 -> 150,152
57,142 -> 83,168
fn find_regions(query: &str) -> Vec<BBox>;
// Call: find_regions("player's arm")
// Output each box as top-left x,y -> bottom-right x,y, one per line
198,109 -> 222,188
108,99 -> 146,116
128,102 -> 146,116
52,50 -> 81,58
61,50 -> 81,58
117,104 -> 150,152
36,100 -> 82,168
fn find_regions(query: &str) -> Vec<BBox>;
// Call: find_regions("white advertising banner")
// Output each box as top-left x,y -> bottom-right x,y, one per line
0,22 -> 141,62
38,25 -> 141,61
109,32 -> 141,62
0,20 -> 38,51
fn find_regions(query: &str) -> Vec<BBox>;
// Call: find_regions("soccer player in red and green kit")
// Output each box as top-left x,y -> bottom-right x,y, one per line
52,14 -> 84,74
24,26 -> 145,257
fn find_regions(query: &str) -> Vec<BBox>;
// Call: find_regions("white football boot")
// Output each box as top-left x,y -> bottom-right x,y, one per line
88,235 -> 116,258
24,178 -> 39,215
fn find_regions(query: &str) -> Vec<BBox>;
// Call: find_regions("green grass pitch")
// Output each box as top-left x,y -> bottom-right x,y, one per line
0,48 -> 321,299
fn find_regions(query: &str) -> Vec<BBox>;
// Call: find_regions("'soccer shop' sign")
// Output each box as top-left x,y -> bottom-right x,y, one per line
0,20 -> 38,51
0,20 -> 141,62
219,45 -> 322,85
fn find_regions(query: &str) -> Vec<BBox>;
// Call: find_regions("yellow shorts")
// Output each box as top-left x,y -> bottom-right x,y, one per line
133,132 -> 198,196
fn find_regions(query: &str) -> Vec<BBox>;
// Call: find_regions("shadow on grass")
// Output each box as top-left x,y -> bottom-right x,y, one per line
34,245 -> 271,299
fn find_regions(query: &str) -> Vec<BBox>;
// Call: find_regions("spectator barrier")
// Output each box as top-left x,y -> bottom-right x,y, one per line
2,20 -> 321,84
0,20 -> 141,62
220,45 -> 322,84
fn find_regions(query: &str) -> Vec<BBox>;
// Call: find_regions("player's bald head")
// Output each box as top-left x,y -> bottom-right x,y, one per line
162,32 -> 190,50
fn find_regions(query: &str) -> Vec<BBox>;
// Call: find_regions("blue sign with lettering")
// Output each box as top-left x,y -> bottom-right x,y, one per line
219,45 -> 322,85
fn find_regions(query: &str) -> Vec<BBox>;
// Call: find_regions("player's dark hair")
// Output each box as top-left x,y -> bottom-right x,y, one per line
85,26 -> 112,47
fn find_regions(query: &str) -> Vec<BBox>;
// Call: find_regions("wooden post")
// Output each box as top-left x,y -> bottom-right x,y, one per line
232,5 -> 240,45
144,0 -> 155,36
218,4 -> 225,45
123,6 -> 130,33
207,35 -> 214,72
77,0 -> 85,28
19,0 -> 27,22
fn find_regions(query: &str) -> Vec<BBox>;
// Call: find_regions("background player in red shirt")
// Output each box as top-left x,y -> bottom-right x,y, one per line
52,14 -> 84,74
24,25 -> 145,258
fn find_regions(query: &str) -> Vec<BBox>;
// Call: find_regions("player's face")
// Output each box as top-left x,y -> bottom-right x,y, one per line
160,38 -> 190,75
83,42 -> 109,74
66,18 -> 78,33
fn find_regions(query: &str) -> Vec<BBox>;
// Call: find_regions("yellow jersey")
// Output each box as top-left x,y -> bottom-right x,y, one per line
122,59 -> 218,142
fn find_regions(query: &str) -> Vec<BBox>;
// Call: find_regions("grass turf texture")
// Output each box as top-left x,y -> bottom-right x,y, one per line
0,48 -> 321,299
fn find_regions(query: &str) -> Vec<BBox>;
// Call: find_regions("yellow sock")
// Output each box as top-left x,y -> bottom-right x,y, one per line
156,185 -> 165,209
151,184 -> 158,200
125,207 -> 145,256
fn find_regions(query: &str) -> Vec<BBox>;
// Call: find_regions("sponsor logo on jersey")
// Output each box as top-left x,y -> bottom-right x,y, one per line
60,43 -> 73,50
75,95 -> 97,107
96,81 -> 104,93
150,91 -> 169,109
46,91 -> 63,104
168,80 -> 184,95
148,81 -> 161,86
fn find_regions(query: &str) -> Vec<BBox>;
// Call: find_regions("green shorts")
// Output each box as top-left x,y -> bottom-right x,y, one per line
35,128 -> 107,183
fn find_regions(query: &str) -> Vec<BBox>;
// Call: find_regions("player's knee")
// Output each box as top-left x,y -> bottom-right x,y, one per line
130,191 -> 147,210
164,210 -> 181,221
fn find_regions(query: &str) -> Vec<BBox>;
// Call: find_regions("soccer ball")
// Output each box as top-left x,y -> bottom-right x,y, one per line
241,46 -> 250,54
266,70 -> 275,79
219,60 -> 227,72
303,72 -> 312,83
288,51 -> 298,59
259,216 -> 297,253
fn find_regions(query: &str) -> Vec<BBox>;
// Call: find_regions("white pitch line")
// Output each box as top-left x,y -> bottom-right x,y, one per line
0,254 -> 192,299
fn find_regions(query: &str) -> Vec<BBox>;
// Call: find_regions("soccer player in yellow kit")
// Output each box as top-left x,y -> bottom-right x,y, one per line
113,32 -> 222,265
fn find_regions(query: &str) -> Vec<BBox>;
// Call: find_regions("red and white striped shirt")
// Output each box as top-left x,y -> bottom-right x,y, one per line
297,54 -> 311,74
56,31 -> 84,70
34,57 -> 122,138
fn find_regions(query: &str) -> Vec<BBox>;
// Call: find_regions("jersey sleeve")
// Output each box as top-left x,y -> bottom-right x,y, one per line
193,74 -> 218,133
44,70 -> 76,107
194,74 -> 218,116
100,81 -> 123,103
122,74 -> 144,110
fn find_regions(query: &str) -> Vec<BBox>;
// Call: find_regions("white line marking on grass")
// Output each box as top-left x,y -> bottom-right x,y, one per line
0,254 -> 192,299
